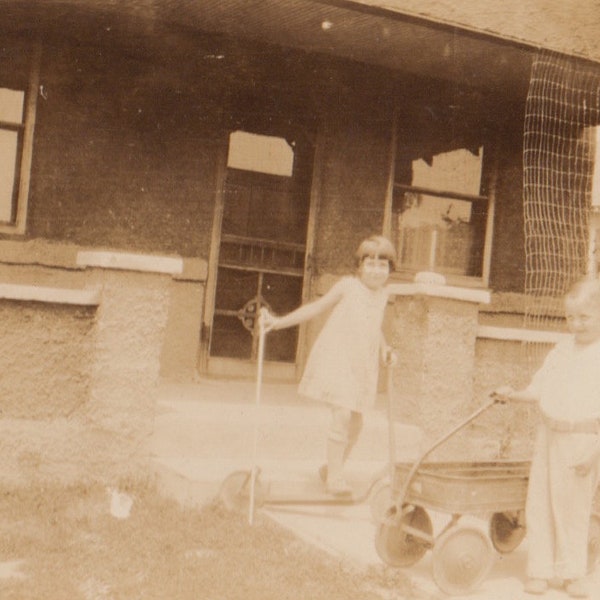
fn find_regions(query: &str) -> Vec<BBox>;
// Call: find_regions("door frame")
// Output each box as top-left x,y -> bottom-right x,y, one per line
199,128 -> 322,380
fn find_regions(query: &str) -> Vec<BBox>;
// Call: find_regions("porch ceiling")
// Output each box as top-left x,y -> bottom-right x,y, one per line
3,0 -> 533,98
155,0 -> 533,97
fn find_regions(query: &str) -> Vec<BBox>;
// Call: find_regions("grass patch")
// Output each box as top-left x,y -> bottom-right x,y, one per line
0,482 -> 413,599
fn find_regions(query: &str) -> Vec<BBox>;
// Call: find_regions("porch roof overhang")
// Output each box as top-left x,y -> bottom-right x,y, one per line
3,0 -> 541,97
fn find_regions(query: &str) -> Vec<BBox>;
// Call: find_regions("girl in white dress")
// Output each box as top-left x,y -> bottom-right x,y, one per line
262,235 -> 396,495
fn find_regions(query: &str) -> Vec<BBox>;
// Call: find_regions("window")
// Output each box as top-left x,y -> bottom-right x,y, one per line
0,43 -> 40,234
392,146 -> 492,283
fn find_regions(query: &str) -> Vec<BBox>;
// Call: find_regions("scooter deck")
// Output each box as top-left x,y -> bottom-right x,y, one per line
261,476 -> 380,506
263,490 -> 365,505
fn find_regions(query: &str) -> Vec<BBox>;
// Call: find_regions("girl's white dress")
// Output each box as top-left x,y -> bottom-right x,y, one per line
298,276 -> 388,412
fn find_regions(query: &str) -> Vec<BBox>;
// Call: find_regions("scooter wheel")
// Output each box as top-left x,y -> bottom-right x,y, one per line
218,470 -> 267,512
375,504 -> 433,567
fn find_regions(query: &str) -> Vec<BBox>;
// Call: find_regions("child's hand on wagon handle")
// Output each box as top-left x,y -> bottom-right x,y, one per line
491,385 -> 515,404
381,345 -> 397,367
491,385 -> 538,404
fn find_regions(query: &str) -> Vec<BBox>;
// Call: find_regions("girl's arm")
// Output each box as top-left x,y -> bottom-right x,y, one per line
262,280 -> 345,331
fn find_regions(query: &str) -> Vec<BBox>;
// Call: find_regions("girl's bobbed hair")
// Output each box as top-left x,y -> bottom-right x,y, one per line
355,235 -> 397,269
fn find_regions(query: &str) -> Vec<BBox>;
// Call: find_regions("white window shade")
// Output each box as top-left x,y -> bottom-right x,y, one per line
412,147 -> 483,196
227,131 -> 294,177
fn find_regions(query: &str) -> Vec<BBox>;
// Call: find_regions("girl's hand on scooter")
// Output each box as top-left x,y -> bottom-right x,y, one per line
259,308 -> 279,333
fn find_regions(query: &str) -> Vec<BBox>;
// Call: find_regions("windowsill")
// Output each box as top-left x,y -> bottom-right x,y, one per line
390,269 -> 488,289
314,272 -> 490,304
388,281 -> 490,304
0,283 -> 100,306
477,325 -> 568,344
76,250 -> 183,275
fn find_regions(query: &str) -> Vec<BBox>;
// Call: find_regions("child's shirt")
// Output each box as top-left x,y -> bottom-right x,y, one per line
528,336 -> 600,422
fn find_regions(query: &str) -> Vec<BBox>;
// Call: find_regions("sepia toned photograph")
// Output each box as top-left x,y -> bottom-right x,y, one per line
1,1 -> 600,598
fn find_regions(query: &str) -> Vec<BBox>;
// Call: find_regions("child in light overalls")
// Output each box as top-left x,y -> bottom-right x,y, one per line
262,235 -> 396,495
496,278 -> 600,598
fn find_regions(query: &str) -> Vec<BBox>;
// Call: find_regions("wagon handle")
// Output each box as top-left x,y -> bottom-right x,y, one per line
393,395 -> 501,514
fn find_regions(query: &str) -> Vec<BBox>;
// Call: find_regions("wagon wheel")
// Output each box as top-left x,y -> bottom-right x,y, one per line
375,505 -> 433,567
489,510 -> 526,554
218,470 -> 267,512
369,480 -> 392,524
588,512 -> 600,573
432,523 -> 495,595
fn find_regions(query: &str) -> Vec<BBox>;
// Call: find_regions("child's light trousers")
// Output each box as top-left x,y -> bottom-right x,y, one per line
526,425 -> 600,580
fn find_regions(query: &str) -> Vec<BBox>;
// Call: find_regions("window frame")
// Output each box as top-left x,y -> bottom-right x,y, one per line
0,43 -> 41,235
383,124 -> 497,288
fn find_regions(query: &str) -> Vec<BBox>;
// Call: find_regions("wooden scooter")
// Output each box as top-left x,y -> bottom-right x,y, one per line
218,310 -> 397,524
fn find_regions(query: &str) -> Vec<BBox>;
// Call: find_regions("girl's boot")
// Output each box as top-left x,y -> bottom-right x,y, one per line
326,439 -> 352,496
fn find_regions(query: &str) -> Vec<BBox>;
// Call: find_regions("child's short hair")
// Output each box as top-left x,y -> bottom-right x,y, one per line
355,235 -> 397,269
566,277 -> 600,309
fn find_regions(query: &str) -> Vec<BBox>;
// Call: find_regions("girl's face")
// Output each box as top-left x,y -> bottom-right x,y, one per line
565,297 -> 600,345
358,256 -> 390,290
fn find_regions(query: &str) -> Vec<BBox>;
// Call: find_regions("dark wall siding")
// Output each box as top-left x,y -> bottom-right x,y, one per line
15,31 -> 527,292
314,95 -> 394,274
28,42 -> 222,257
488,102 -> 527,292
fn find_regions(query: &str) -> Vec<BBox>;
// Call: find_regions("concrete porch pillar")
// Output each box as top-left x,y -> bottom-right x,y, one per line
77,250 -> 182,480
387,281 -> 490,446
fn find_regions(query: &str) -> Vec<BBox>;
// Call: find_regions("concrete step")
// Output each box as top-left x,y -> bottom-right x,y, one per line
151,379 -> 424,507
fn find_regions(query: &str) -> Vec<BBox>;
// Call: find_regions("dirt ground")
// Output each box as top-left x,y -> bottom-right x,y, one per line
0,482 -> 413,600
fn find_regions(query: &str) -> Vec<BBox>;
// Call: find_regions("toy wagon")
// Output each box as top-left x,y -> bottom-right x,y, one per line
374,398 -> 600,596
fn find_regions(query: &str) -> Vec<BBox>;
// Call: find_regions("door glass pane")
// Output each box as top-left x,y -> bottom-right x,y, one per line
0,129 -> 18,222
262,273 -> 303,363
227,131 -> 294,176
0,88 -> 24,124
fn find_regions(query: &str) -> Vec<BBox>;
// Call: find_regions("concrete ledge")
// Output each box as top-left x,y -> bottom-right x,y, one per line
477,325 -> 568,344
388,282 -> 491,304
77,250 -> 183,275
0,283 -> 100,306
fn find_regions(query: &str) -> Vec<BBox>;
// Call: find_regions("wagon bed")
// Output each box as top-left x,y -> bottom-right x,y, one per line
395,459 -> 530,514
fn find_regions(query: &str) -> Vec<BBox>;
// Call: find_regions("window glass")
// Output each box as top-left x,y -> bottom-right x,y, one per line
0,129 -> 18,222
412,147 -> 483,196
394,147 -> 487,278
227,131 -> 294,177
0,87 -> 24,124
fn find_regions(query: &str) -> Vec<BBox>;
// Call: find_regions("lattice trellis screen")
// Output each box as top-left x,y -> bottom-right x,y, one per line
523,51 -> 600,364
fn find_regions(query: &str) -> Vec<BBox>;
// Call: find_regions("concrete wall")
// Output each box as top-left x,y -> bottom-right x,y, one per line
0,246 -> 180,486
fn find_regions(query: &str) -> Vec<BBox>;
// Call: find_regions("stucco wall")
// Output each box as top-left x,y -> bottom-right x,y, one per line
0,261 -> 172,486
472,337 -> 545,459
389,294 -> 480,443
0,301 -> 95,418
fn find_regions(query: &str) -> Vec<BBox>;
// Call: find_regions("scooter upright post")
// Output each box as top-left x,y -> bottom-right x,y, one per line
248,308 -> 267,525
